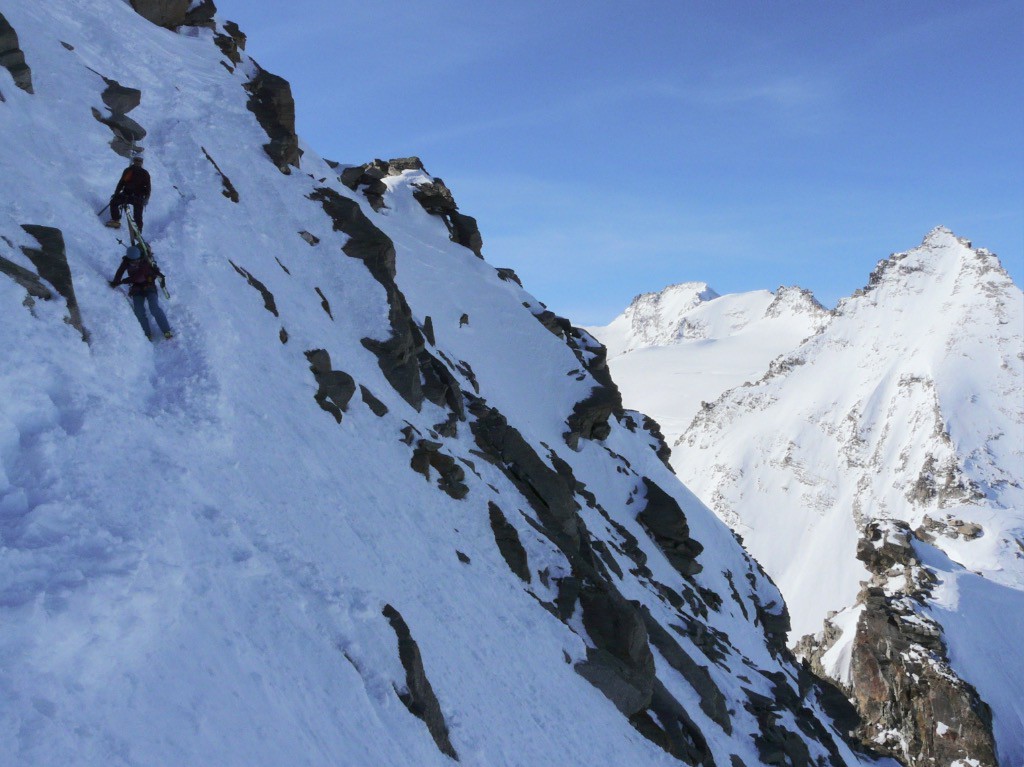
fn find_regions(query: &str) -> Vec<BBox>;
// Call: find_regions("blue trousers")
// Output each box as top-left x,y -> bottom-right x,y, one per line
131,289 -> 170,337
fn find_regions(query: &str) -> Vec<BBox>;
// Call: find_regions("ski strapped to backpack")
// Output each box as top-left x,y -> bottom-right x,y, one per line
121,206 -> 169,299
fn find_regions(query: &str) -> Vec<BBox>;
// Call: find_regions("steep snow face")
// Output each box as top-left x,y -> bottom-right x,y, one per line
589,285 -> 828,443
0,3 -> 885,767
675,228 -> 1024,764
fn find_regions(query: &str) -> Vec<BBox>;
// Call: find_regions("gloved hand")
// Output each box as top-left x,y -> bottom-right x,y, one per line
159,276 -> 166,288
109,280 -> 118,288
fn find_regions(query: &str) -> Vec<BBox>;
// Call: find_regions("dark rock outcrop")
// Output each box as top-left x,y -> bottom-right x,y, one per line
130,0 -> 191,27
202,147 -> 239,202
339,157 -> 425,211
100,78 -> 141,114
487,502 -> 530,582
0,254 -> 53,301
636,679 -> 715,766
636,478 -> 703,577
309,187 -> 465,423
382,605 -> 459,761
527,307 -> 623,451
314,287 -> 333,319
799,520 -> 998,767
244,65 -> 301,173
411,440 -> 469,500
620,411 -> 674,470
92,77 -> 145,157
407,174 -> 483,257
214,20 -> 246,65
92,108 -> 147,157
228,260 -> 277,316
359,385 -> 388,417
304,349 -> 356,424
182,0 -> 217,28
18,226 -> 87,341
448,212 -> 483,258
468,397 -> 581,550
0,12 -> 34,95
639,606 -> 731,733
564,384 -> 619,450
575,583 -> 656,716
129,0 -> 216,30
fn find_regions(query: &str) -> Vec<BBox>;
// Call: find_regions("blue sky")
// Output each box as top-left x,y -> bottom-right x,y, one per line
214,0 -> 1022,324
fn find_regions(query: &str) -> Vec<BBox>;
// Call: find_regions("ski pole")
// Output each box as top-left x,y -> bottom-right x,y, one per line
98,201 -> 111,217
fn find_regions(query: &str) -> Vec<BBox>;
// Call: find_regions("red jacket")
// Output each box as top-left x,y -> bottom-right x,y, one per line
115,166 -> 151,200
112,257 -> 162,295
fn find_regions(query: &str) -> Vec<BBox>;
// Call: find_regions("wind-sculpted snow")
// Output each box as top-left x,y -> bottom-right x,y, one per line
671,229 -> 1024,766
0,2 -> 893,766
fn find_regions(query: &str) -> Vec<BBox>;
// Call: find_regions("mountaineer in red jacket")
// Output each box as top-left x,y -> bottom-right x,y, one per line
106,155 -> 151,231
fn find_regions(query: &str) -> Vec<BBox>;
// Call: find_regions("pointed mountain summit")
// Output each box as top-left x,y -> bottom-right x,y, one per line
672,229 -> 1023,767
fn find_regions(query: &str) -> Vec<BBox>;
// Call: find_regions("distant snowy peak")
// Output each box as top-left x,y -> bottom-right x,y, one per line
594,281 -> 830,360
598,281 -> 718,356
839,226 -> 1012,317
671,229 -> 1024,766
764,285 -> 827,320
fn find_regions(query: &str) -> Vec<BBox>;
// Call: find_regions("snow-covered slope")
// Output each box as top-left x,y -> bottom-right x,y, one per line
588,284 -> 828,443
671,229 -> 1024,766
0,3 -> 889,766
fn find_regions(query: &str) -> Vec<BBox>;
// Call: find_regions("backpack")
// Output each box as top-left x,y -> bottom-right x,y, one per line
125,257 -> 157,287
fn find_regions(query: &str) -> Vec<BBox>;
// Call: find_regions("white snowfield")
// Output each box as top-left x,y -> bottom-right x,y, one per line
599,229 -> 1024,765
0,3 -> 892,767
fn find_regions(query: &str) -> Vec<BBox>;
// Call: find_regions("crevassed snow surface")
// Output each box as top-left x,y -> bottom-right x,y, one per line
672,229 -> 1024,764
0,3 -> 887,767
588,284 -> 828,442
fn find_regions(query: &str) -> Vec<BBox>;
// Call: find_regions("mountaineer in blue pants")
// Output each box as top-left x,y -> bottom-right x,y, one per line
110,245 -> 173,340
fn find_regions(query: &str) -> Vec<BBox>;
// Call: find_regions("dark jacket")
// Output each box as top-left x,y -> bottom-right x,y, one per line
115,166 -> 151,201
112,256 -> 163,296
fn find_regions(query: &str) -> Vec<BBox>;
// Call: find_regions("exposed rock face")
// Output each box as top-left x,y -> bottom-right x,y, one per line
527,305 -> 624,451
202,147 -> 239,202
129,0 -> 215,30
92,77 -> 145,157
636,478 -> 703,577
359,385 -> 388,417
18,226 -> 87,341
214,20 -> 246,65
382,604 -> 459,761
0,13 -> 34,95
244,65 -> 301,173
304,349 -> 356,424
129,0 -> 189,28
487,502 -> 530,582
799,520 -> 998,767
100,78 -> 141,114
337,158 -> 486,256
463,395 -> 730,761
228,260 -> 276,315
411,440 -> 469,500
0,254 -> 53,302
407,173 -> 483,257
183,0 -> 217,28
309,186 -> 464,422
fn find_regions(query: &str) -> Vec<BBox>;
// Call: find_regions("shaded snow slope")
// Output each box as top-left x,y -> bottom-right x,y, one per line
673,229 -> 1024,765
0,3 -> 889,767
588,285 -> 828,442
